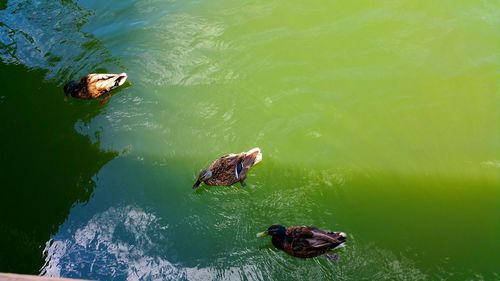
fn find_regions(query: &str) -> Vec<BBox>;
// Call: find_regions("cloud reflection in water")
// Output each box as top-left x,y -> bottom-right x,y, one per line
41,204 -> 433,281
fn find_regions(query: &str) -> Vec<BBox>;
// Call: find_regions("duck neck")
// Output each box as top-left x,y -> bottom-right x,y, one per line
271,234 -> 286,250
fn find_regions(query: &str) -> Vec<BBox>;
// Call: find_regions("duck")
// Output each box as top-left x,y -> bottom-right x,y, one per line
193,147 -> 262,189
256,225 -> 346,259
63,73 -> 128,99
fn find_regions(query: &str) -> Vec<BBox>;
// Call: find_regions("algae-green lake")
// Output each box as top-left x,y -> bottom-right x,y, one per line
0,1 -> 499,280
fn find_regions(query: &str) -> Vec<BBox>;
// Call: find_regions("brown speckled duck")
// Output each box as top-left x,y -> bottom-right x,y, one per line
257,225 -> 346,259
193,147 -> 263,189
63,73 -> 128,99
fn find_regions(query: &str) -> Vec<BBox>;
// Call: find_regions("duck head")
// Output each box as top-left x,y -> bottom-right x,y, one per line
63,80 -> 80,97
256,224 -> 286,238
64,73 -> 128,97
89,73 -> 128,92
242,147 -> 263,168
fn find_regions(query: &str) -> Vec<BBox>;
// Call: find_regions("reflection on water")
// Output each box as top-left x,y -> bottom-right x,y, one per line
1,0 -> 499,280
140,13 -> 229,86
42,205 -> 431,281
42,205 -> 176,279
37,156 -> 497,280
0,62 -> 117,274
0,0 -> 121,82
0,0 -> 118,274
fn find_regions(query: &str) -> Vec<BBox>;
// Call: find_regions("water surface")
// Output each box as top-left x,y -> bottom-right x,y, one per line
0,0 -> 499,280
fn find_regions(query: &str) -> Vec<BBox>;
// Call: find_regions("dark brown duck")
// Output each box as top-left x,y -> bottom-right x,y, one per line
63,73 -> 128,99
257,225 -> 346,258
193,147 -> 263,188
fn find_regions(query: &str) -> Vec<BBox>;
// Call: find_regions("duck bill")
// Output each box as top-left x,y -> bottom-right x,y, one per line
256,231 -> 268,238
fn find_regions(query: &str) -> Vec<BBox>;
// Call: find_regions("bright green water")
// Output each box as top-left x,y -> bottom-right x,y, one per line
0,0 -> 499,280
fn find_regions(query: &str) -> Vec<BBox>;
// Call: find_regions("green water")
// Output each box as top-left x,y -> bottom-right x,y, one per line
1,0 -> 499,280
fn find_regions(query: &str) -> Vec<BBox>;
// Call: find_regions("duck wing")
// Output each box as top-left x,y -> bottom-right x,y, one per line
307,228 -> 346,249
205,154 -> 242,185
287,227 -> 345,251
235,156 -> 250,182
286,226 -> 314,238
85,74 -> 112,97
285,227 -> 314,251
280,227 -> 327,257
210,154 -> 239,173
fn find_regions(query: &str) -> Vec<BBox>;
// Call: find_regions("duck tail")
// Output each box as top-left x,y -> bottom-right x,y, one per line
329,232 -> 347,249
193,169 -> 211,189
192,180 -> 202,189
333,243 -> 346,250
331,231 -> 347,240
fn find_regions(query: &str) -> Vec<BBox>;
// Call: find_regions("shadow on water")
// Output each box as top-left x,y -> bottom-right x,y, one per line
0,64 -> 117,274
0,0 -> 119,274
39,154 -> 499,280
37,156 -> 426,281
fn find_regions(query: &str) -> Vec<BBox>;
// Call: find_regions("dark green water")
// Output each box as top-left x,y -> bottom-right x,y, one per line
0,0 -> 499,280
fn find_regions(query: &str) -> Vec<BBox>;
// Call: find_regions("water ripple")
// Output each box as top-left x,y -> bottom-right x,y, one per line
0,0 -> 120,82
134,13 -> 231,86
41,205 -> 436,281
